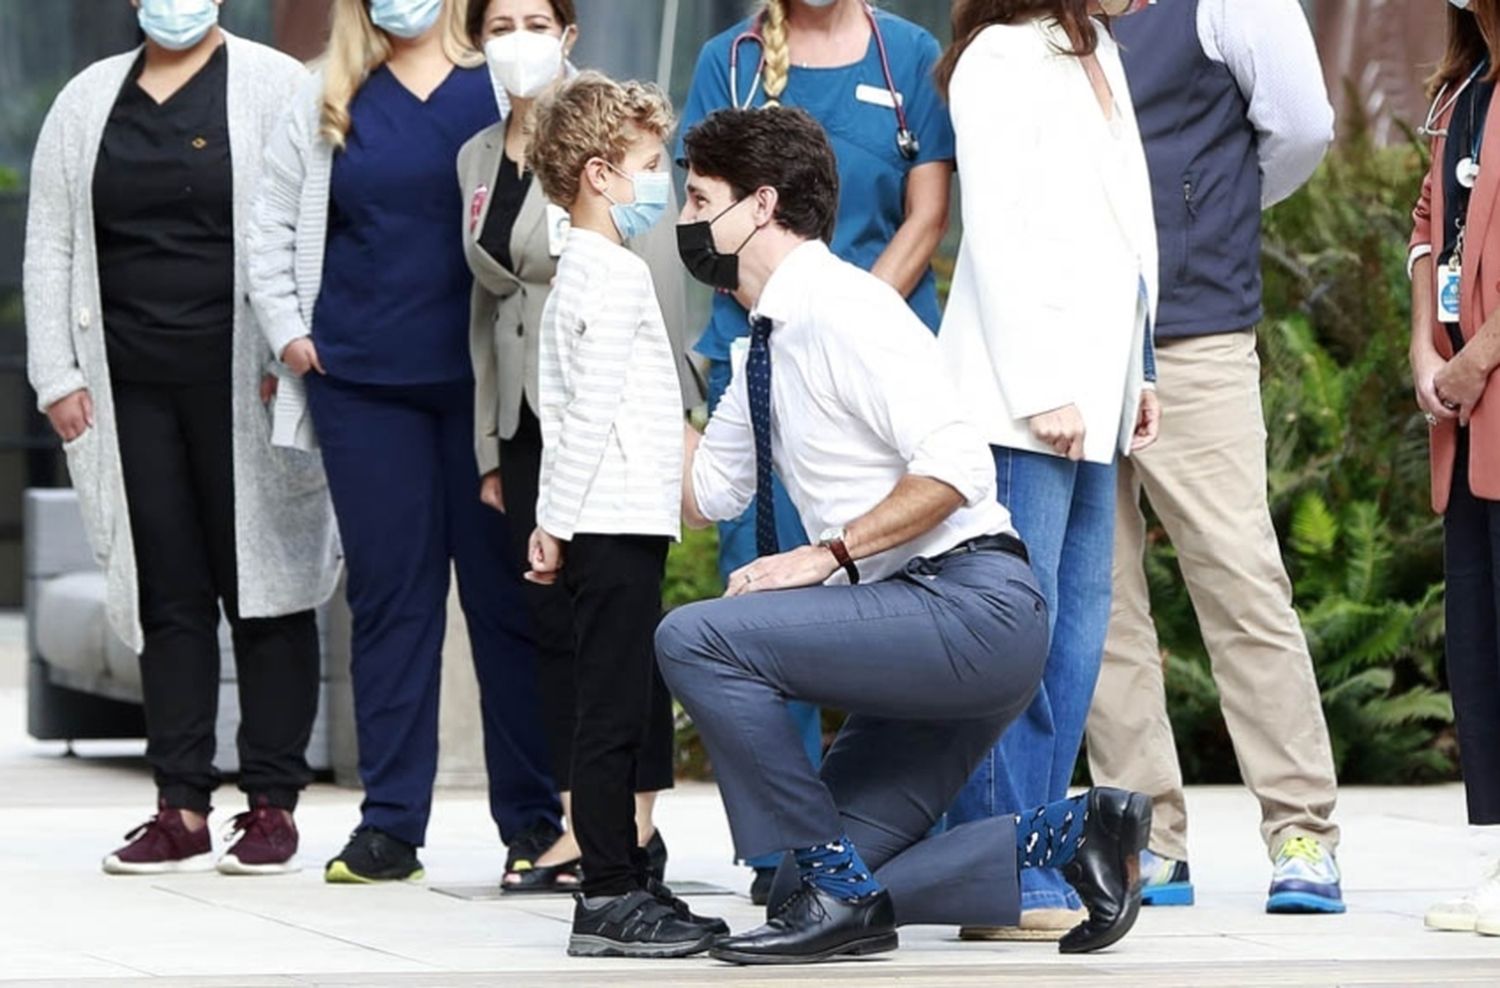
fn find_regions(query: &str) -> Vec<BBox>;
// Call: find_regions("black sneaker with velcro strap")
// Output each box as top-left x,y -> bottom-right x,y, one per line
567,888 -> 720,958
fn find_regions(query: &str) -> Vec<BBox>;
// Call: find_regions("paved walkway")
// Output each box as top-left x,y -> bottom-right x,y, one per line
4,662 -> 1500,985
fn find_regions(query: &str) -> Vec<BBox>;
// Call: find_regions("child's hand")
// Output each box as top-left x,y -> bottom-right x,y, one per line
526,527 -> 565,585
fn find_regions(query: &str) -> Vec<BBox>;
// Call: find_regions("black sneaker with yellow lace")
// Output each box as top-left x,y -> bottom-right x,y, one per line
325,826 -> 424,884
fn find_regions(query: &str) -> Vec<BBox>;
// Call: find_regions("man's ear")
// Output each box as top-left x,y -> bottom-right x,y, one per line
752,185 -> 780,227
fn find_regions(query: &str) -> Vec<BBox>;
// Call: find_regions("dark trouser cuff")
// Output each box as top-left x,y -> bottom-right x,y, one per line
159,784 -> 213,816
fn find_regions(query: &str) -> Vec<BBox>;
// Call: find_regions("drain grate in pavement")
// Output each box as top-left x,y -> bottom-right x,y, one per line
431,880 -> 735,901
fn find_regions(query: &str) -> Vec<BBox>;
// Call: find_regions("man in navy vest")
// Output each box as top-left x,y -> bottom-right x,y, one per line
1084,0 -> 1344,914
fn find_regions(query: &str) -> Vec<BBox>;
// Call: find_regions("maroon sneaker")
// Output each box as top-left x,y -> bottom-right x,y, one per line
218,798 -> 299,875
102,802 -> 214,875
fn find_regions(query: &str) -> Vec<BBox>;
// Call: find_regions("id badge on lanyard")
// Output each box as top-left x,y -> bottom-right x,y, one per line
1444,69 -> 1490,324
1439,256 -> 1463,324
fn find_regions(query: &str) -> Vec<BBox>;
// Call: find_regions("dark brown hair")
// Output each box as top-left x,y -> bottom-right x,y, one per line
682,107 -> 839,244
935,0 -> 1103,99
465,0 -> 575,48
1430,3 -> 1500,99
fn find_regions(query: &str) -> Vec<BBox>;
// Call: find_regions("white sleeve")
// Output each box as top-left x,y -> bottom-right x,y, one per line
247,88 -> 318,361
536,261 -> 648,541
827,300 -> 996,508
1200,0 -> 1333,209
950,36 -> 1079,419
691,351 -> 757,523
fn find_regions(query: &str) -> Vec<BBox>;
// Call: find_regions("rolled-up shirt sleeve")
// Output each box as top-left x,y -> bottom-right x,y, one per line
691,353 -> 757,522
826,292 -> 997,508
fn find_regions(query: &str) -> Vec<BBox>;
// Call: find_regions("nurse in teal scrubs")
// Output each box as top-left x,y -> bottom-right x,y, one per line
677,0 -> 955,901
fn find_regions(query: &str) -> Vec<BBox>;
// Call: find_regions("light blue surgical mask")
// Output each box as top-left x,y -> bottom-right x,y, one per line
137,0 -> 219,51
368,0 -> 443,39
1451,0 -> 1472,9
802,0 -> 839,7
604,166 -> 671,241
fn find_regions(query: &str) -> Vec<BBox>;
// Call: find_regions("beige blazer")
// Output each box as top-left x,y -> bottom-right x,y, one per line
458,122 -> 704,475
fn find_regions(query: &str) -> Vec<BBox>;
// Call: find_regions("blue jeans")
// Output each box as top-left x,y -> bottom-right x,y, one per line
948,445 -> 1118,911
706,357 -> 823,868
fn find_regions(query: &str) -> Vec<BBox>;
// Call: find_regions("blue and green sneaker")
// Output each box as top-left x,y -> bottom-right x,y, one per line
1140,849 -> 1195,906
1266,837 -> 1345,914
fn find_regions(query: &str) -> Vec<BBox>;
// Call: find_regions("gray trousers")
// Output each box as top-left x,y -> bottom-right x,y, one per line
656,546 -> 1049,927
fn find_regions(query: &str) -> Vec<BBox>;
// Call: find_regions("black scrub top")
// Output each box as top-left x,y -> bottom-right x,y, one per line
93,44 -> 234,384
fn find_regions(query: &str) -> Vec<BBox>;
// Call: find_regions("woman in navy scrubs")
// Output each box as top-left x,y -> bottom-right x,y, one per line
249,0 -> 560,884
677,0 -> 955,901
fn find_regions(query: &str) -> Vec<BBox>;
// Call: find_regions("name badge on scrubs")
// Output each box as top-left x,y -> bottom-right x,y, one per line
855,83 -> 904,109
1439,262 -> 1463,324
546,203 -> 571,257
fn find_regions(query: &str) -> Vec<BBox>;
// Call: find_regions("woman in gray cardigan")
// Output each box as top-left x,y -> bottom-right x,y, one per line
23,4 -> 338,877
460,0 -> 704,893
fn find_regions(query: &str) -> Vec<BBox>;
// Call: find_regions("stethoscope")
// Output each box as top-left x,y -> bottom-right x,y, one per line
727,1 -> 919,162
1421,60 -> 1489,141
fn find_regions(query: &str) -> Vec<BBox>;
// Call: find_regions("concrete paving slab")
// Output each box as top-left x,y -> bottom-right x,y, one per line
4,649 -> 1500,985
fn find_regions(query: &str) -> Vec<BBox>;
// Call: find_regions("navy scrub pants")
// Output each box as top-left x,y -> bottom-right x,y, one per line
306,374 -> 561,846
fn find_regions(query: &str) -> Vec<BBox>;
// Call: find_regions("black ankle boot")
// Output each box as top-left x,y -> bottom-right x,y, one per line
1059,787 -> 1152,954
710,883 -> 898,965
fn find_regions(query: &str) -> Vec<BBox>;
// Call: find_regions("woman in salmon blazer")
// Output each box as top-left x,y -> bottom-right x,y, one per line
1410,0 -> 1500,937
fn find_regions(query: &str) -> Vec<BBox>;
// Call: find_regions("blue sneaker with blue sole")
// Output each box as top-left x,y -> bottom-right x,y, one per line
1139,849 -> 1195,906
1266,836 -> 1345,914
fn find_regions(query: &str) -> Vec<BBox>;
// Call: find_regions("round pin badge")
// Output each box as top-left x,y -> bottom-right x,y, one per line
1459,156 -> 1481,189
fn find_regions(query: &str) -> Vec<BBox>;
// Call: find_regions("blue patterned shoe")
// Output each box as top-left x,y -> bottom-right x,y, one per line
1139,849 -> 1195,906
1266,837 -> 1345,914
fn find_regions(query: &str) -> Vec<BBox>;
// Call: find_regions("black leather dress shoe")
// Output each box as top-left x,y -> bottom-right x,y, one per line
710,883 -> 898,965
1059,787 -> 1153,954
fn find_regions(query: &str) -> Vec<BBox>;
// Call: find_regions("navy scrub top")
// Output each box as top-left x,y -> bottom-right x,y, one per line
678,10 -> 956,362
314,64 -> 499,385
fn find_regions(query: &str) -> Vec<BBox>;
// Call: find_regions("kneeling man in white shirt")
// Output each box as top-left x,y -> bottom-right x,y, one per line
657,105 -> 1154,966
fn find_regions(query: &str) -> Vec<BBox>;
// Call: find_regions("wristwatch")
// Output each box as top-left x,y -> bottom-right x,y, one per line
818,526 -> 860,585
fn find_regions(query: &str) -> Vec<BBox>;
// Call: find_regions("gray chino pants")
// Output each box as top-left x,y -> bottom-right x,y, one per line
656,545 -> 1050,927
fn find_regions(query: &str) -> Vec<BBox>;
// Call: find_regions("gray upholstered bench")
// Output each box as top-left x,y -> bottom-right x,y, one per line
25,488 -> 335,772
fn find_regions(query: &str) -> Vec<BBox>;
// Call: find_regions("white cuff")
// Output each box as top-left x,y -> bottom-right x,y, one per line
1408,244 -> 1434,280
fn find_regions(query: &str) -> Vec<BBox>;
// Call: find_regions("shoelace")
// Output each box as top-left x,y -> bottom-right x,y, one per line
222,808 -> 271,845
122,813 -> 165,843
768,882 -> 830,928
1279,836 -> 1326,867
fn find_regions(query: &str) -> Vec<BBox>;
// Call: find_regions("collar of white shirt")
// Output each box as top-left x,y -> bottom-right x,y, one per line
749,239 -> 830,328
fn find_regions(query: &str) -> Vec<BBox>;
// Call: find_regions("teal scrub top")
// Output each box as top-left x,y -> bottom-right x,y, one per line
677,10 -> 956,361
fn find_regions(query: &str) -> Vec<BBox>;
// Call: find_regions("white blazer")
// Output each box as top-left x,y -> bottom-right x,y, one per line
939,18 -> 1159,465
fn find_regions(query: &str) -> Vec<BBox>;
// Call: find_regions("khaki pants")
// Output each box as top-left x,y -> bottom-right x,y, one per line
1085,330 -> 1340,861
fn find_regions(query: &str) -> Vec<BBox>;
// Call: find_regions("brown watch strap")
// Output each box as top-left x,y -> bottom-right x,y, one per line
824,538 -> 860,585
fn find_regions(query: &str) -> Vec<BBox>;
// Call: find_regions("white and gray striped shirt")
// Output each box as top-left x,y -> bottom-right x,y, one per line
536,227 -> 683,541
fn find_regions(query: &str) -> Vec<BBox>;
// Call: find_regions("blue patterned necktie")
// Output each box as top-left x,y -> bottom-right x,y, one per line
747,315 -> 778,558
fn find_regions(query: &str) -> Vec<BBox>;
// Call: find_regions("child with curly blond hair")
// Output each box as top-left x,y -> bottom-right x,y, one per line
525,71 -> 723,957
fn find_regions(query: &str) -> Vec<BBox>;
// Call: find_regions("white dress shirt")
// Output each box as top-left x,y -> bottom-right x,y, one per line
1197,0 -> 1334,210
536,228 -> 682,541
692,240 -> 1015,585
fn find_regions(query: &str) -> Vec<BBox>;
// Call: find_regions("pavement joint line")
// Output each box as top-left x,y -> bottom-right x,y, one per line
148,884 -> 441,969
80,951 -> 153,977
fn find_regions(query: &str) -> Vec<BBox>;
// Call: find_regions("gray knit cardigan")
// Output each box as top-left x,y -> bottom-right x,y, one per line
23,33 -> 342,653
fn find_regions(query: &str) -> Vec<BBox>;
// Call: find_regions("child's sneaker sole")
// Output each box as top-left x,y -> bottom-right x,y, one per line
324,860 -> 424,884
567,932 -> 715,958
102,852 -> 215,875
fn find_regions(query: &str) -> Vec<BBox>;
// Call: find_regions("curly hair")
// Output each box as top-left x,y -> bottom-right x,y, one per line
527,71 -> 676,208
